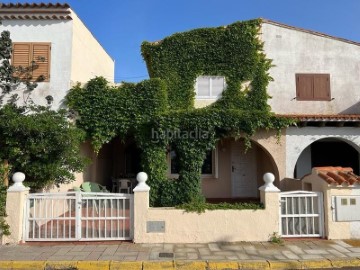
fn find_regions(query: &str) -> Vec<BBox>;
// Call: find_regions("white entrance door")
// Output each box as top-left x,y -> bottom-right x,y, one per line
231,140 -> 258,197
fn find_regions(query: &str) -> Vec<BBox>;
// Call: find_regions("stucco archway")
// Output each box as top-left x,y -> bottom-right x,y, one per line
286,127 -> 360,178
294,137 -> 360,178
202,137 -> 280,200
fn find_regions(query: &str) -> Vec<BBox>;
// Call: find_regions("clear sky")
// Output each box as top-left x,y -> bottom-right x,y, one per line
3,0 -> 360,83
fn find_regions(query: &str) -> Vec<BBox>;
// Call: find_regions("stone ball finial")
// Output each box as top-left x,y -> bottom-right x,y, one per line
134,172 -> 150,192
12,172 -> 25,183
263,172 -> 275,184
136,172 -> 148,184
9,172 -> 29,192
258,172 -> 280,192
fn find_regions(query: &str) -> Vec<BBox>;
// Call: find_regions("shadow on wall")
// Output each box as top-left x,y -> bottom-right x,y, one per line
340,101 -> 360,114
281,177 -> 303,191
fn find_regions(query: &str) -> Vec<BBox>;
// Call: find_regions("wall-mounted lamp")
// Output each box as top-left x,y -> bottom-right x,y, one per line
45,95 -> 54,106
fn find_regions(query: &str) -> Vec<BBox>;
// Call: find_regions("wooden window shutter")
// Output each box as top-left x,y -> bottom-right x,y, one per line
12,42 -> 51,82
32,43 -> 51,82
296,73 -> 331,101
313,74 -> 330,100
296,74 -> 313,100
12,43 -> 31,79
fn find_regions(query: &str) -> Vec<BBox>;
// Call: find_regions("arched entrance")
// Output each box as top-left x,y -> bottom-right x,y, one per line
201,138 -> 279,200
294,138 -> 360,179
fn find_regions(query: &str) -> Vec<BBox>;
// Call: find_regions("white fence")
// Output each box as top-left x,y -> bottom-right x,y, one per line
25,192 -> 133,241
280,191 -> 323,237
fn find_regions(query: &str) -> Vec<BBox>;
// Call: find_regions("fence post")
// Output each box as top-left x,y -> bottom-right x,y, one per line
75,191 -> 82,240
258,172 -> 281,236
2,172 -> 30,244
259,172 -> 280,205
133,172 -> 150,243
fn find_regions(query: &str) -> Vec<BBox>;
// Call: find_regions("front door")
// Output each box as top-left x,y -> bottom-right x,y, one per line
231,140 -> 258,197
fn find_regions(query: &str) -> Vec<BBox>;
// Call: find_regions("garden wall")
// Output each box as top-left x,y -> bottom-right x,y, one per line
133,188 -> 280,243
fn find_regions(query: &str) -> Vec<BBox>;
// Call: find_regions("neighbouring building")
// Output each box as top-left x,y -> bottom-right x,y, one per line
0,3 -> 114,109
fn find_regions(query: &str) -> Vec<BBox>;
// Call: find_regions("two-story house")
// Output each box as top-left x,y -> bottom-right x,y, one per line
136,18 -> 360,202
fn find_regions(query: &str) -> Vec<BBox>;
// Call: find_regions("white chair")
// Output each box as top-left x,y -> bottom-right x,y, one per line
119,179 -> 132,193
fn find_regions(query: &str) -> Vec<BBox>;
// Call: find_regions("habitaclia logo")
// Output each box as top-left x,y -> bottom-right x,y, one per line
151,128 -> 209,142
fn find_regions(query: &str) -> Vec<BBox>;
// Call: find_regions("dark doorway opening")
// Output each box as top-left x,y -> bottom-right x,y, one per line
311,141 -> 359,174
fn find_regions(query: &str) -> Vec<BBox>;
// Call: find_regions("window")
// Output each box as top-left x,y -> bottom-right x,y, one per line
195,76 -> 225,99
295,74 -> 330,101
12,42 -> 51,82
169,147 -> 218,178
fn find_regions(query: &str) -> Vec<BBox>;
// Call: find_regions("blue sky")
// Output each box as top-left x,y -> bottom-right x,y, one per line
3,0 -> 360,83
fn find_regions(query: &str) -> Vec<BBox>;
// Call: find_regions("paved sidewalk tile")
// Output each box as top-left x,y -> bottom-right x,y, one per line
335,240 -> 353,248
208,243 -> 221,251
282,250 -> 299,260
331,244 -> 351,253
0,238 -> 358,264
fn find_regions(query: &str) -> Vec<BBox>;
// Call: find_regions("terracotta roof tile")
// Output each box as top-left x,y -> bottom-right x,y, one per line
0,3 -> 70,8
0,2 -> 72,20
277,114 -> 360,121
315,167 -> 360,186
318,172 -> 336,185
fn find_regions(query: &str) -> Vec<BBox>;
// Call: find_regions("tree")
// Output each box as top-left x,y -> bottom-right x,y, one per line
0,30 -> 87,189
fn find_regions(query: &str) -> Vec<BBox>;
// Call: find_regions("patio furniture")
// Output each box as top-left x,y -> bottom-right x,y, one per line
112,178 -> 132,193
80,182 -> 109,193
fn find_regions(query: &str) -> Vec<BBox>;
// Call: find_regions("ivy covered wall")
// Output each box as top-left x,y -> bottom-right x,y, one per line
66,19 -> 292,206
142,19 -> 271,111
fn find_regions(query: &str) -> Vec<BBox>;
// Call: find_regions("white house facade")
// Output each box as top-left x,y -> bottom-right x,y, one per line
0,3 -> 114,109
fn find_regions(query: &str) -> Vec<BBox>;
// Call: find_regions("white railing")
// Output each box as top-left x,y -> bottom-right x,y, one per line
25,192 -> 133,241
280,191 -> 323,237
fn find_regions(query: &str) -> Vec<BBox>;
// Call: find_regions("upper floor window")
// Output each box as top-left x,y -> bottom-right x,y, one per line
296,74 -> 330,101
195,76 -> 225,99
12,42 -> 51,82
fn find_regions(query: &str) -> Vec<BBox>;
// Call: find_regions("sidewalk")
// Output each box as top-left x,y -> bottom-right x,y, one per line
0,239 -> 360,269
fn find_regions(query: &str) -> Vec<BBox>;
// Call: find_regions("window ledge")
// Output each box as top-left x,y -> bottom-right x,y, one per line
201,174 -> 219,180
196,97 -> 220,100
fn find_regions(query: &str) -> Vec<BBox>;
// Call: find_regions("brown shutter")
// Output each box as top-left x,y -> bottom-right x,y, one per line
313,74 -> 330,100
296,74 -> 313,100
12,43 -> 31,79
32,43 -> 51,82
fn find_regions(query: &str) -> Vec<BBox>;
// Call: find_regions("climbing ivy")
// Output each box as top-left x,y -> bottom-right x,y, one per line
142,19 -> 271,111
66,77 -> 168,152
67,19 -> 293,207
0,163 -> 10,236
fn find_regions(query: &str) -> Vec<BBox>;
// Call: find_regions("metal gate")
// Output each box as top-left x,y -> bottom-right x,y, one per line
24,192 -> 133,241
280,191 -> 323,237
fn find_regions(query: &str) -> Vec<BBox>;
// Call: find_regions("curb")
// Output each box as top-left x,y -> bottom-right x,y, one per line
0,258 -> 359,269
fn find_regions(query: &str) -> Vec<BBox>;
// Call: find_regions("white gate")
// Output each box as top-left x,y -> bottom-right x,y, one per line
24,192 -> 133,241
280,191 -> 323,237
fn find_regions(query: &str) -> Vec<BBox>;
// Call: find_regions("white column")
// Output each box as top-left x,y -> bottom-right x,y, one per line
2,172 -> 30,244
133,172 -> 150,243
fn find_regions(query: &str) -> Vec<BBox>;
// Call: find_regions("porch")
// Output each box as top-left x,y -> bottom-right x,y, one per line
200,138 -> 280,201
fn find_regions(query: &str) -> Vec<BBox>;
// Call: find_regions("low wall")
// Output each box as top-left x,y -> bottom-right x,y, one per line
133,190 -> 280,243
